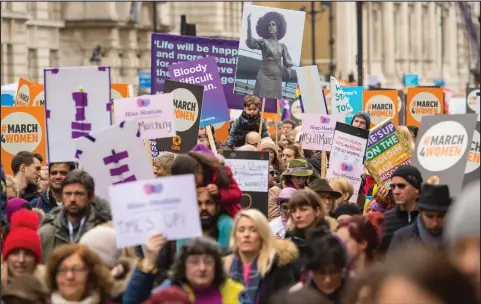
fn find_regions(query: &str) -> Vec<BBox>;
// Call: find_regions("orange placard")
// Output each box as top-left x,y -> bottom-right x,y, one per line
15,77 -> 36,106
363,90 -> 399,127
406,87 -> 444,127
1,106 -> 47,175
30,83 -> 44,106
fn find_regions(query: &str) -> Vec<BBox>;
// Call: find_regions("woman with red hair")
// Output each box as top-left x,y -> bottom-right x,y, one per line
335,212 -> 384,274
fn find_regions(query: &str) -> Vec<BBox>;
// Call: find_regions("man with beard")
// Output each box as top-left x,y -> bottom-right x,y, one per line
28,162 -> 76,214
389,184 -> 452,251
11,151 -> 42,201
38,170 -> 111,263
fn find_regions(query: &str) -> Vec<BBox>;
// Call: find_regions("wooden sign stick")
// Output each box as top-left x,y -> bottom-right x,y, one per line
206,126 -> 218,155
258,97 -> 266,135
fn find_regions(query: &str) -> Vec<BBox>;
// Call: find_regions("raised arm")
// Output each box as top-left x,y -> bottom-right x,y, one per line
246,13 -> 264,50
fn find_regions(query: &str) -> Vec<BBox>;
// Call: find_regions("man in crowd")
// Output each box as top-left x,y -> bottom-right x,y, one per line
38,170 -> 111,262
282,120 -> 296,136
389,184 -> 452,250
245,131 -> 261,148
379,165 -> 422,253
350,112 -> 371,130
11,151 -> 41,201
29,162 -> 76,213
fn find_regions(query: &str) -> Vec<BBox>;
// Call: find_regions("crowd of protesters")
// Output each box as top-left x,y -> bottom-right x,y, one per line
0,94 -> 479,304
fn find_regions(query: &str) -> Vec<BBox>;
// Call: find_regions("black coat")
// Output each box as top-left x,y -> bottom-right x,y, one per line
388,221 -> 420,252
379,205 -> 419,253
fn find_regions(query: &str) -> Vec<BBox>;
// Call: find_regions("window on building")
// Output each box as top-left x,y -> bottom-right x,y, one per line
28,48 -> 38,81
50,49 -> 59,67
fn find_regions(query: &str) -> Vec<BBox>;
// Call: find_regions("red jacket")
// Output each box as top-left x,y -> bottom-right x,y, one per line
213,165 -> 242,218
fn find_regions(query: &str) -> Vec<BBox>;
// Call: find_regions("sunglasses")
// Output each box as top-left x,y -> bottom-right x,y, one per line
390,183 -> 407,190
270,170 -> 280,176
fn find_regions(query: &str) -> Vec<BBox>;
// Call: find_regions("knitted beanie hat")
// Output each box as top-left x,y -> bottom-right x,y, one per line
6,198 -> 30,223
390,165 -> 423,190
445,180 -> 480,246
2,209 -> 42,263
79,226 -> 121,268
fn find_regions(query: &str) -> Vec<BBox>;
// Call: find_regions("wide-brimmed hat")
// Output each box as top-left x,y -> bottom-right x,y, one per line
307,179 -> 342,199
281,159 -> 313,178
417,184 -> 452,212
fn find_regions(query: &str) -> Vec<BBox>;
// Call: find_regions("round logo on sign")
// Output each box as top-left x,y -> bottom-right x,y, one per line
416,121 -> 469,172
291,99 -> 303,121
172,88 -> 199,132
1,112 -> 42,155
32,91 -> 44,106
366,95 -> 396,125
465,129 -> 480,174
467,89 -> 480,112
16,84 -> 30,105
410,92 -> 441,122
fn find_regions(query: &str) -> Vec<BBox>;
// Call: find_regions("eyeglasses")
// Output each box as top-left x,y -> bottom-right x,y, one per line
390,183 -> 407,190
57,265 -> 87,276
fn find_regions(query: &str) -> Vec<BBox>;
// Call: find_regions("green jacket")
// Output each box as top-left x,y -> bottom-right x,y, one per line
38,198 -> 112,264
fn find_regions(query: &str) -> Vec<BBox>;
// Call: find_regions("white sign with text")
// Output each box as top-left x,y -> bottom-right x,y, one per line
224,158 -> 269,192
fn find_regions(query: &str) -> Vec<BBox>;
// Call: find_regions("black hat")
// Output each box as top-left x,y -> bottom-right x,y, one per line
332,203 -> 362,219
391,165 -> 423,190
417,184 -> 452,212
307,179 -> 342,199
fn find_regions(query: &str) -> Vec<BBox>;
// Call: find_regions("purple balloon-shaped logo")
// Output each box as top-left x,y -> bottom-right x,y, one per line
320,116 -> 330,124
341,163 -> 348,171
137,98 -> 150,107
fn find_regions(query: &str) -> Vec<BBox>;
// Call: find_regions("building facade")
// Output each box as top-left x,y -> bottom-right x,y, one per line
1,2 -> 479,92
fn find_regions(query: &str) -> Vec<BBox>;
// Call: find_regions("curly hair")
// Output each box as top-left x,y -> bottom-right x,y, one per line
256,11 -> 287,40
45,244 -> 113,302
169,237 -> 226,287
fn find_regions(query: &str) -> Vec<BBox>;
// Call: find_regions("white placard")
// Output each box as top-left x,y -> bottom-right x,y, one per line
44,66 -> 111,162
330,76 -> 353,116
296,66 -> 328,114
114,93 -> 176,140
477,92 -> 480,122
74,120 -> 154,201
224,158 -> 269,192
108,174 -> 202,248
301,114 -> 344,151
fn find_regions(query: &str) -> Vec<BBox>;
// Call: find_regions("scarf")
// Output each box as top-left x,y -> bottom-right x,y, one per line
229,253 -> 261,304
50,292 -> 101,304
416,216 -> 443,245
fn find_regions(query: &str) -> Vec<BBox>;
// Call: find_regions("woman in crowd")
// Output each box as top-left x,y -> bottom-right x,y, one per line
259,137 -> 283,173
281,145 -> 303,166
284,190 -> 330,269
336,213 -> 384,274
124,236 -> 246,303
270,132 -> 288,152
290,226 -> 349,304
269,187 -> 297,239
45,244 -> 113,303
307,179 -> 342,220
5,175 -> 18,200
328,177 -> 354,210
1,209 -> 46,289
225,209 -> 299,304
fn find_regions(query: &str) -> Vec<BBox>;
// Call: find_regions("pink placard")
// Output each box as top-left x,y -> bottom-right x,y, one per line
300,114 -> 344,151
326,157 -> 364,204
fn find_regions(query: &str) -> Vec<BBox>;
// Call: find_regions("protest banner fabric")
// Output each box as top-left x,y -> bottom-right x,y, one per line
234,4 -> 306,101
169,56 -> 230,127
44,66 -> 112,162
15,78 -> 36,106
330,77 -> 353,116
1,106 -> 48,175
412,114 -> 476,197
151,33 -> 277,113
466,88 -> 480,115
223,151 -> 269,217
365,119 -> 412,187
296,66 -> 328,114
300,114 -> 344,151
327,122 -> 369,203
108,174 -> 202,248
114,93 -> 176,140
406,87 -> 444,127
155,80 -> 203,154
464,122 -> 480,187
74,120 -> 154,201
363,90 -> 399,127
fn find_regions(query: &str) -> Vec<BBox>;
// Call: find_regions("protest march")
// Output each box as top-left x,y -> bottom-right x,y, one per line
1,3 -> 481,304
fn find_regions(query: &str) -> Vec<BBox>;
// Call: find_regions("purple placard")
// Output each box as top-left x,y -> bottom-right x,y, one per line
151,33 -> 277,113
168,56 -> 230,127
367,121 -> 396,147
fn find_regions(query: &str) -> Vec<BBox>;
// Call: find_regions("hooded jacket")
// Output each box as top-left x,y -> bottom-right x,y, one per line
350,111 -> 371,128
226,111 -> 269,148
38,200 -> 111,263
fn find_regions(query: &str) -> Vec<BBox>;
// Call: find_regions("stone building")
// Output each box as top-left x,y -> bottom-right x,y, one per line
1,1 -> 479,92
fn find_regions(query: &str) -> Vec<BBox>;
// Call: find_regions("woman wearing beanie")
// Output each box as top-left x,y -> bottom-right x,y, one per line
269,188 -> 298,239
259,137 -> 283,173
5,198 -> 30,224
79,225 -> 137,303
46,244 -> 113,304
1,209 -> 46,289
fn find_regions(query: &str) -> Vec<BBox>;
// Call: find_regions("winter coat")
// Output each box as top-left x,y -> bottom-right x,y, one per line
215,166 -> 242,218
226,111 -> 269,148
268,186 -> 282,221
379,205 -> 419,254
388,221 -> 421,252
50,291 -> 102,304
224,239 -> 300,304
38,201 -> 112,263
1,262 -> 47,290
29,189 -> 59,214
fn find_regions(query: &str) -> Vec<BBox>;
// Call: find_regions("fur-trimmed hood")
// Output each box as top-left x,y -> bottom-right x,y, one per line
223,239 -> 298,272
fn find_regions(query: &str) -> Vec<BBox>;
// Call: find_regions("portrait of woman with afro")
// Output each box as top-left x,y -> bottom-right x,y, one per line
245,10 -> 294,100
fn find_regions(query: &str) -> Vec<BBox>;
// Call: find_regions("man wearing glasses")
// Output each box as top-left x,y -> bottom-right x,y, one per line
379,165 -> 422,253
39,170 -> 111,263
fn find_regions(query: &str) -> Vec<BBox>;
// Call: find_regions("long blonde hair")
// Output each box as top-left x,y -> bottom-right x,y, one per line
229,209 -> 276,278
398,125 -> 415,152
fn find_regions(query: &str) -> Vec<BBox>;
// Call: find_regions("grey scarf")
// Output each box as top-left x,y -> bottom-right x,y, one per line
416,216 -> 443,245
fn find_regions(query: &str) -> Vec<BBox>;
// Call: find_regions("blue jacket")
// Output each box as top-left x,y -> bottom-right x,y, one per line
29,189 -> 58,214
